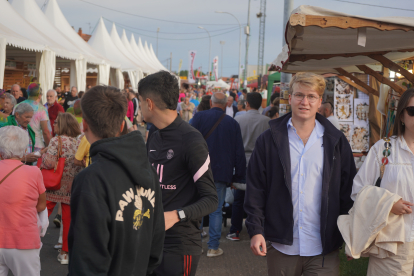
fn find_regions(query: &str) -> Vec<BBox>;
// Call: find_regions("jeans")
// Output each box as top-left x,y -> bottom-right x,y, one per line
207,181 -> 227,250
230,189 -> 245,234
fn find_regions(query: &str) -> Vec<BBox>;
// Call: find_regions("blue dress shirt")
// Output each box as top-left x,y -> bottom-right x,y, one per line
273,118 -> 325,256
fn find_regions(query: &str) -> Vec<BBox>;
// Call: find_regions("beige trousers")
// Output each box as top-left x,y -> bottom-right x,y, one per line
266,244 -> 340,276
368,241 -> 414,276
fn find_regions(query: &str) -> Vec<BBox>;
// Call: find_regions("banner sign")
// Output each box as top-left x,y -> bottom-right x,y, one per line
188,51 -> 196,82
213,56 -> 219,81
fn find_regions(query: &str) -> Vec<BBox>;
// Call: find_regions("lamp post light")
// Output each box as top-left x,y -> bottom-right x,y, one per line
216,11 -> 242,89
198,26 -> 211,81
220,41 -> 225,78
156,27 -> 160,57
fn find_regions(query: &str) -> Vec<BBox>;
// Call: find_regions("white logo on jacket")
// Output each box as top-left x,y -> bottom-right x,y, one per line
115,186 -> 155,230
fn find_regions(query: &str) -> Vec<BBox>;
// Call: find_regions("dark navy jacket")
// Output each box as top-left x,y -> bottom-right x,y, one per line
244,112 -> 356,255
191,107 -> 246,184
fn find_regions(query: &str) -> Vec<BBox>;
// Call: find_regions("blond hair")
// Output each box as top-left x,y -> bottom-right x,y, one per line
288,72 -> 326,96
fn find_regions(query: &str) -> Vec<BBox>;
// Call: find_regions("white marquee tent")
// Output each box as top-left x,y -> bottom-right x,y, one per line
43,0 -> 120,88
88,18 -> 140,89
0,0 -> 80,100
120,29 -> 154,74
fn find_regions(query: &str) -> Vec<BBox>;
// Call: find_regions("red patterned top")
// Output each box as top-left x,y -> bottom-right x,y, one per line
42,136 -> 81,205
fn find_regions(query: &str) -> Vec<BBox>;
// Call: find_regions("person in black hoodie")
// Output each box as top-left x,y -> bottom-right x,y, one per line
139,71 -> 218,276
68,86 -> 165,276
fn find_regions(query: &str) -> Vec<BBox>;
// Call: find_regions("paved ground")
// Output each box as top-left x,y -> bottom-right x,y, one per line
9,208 -> 265,276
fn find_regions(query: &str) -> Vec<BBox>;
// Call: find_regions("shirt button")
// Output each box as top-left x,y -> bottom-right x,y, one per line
301,174 -> 303,176
300,191 -> 303,194
300,227 -> 302,229
300,209 -> 302,212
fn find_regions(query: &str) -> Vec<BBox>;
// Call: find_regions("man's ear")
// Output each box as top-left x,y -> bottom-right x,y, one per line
120,120 -> 125,134
82,119 -> 89,132
146,98 -> 153,111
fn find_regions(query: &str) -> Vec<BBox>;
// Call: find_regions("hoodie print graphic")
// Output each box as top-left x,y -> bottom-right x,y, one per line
116,186 -> 155,231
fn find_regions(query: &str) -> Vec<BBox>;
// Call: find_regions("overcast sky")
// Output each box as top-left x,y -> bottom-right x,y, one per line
34,0 -> 414,77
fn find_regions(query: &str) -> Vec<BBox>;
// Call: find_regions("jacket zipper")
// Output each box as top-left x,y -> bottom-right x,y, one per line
322,143 -> 338,266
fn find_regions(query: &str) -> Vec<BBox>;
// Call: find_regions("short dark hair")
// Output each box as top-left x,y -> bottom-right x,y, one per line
267,106 -> 279,118
270,92 -> 278,103
81,86 -> 127,138
238,99 -> 246,109
197,95 -> 212,112
138,71 -> 178,110
242,89 -> 247,94
246,92 -> 262,110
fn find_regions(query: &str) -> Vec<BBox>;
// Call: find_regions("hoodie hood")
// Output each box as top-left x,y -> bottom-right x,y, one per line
89,131 -> 153,190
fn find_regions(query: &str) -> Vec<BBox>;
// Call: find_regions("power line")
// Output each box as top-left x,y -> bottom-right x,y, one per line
119,25 -> 241,41
80,0 -> 242,25
333,0 -> 414,12
103,17 -> 243,35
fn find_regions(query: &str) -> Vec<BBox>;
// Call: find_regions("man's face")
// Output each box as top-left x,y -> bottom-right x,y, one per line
237,102 -> 243,111
16,111 -> 33,128
318,105 -> 327,117
11,86 -> 21,99
289,84 -> 322,122
185,98 -> 190,104
46,91 -> 56,105
71,87 -> 78,97
227,97 -> 233,107
56,87 -> 62,94
64,86 -> 69,92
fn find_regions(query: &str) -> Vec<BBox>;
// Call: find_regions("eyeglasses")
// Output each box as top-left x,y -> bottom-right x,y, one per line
404,106 -> 414,117
293,93 -> 321,103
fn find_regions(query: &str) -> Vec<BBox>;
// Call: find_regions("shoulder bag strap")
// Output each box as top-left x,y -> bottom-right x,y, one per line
53,136 -> 63,172
204,113 -> 226,140
0,164 -> 24,185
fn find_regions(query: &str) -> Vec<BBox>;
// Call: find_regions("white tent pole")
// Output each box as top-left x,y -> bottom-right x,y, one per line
97,63 -> 110,86
0,38 -> 6,89
116,68 -> 124,90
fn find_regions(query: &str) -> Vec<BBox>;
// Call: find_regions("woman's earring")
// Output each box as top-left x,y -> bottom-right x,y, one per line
402,122 -> 405,126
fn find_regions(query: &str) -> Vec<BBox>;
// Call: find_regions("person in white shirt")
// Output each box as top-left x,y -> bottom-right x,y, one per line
351,88 -> 414,275
318,102 -> 340,129
225,96 -> 237,118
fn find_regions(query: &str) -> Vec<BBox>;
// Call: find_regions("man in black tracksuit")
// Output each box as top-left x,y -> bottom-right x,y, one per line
68,86 -> 165,275
138,71 -> 218,276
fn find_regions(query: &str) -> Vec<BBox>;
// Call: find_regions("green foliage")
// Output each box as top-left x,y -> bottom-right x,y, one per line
339,246 -> 369,276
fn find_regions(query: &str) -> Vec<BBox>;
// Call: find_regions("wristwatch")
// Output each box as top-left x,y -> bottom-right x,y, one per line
177,209 -> 186,222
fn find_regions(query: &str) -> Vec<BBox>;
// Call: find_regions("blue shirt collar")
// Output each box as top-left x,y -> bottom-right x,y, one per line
287,118 -> 324,138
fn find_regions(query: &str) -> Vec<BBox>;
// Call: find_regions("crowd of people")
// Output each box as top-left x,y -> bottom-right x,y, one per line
0,70 -> 413,276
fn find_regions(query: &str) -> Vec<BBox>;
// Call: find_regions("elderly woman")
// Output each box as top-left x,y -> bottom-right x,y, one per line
180,96 -> 195,122
41,113 -> 81,265
0,93 -> 17,118
0,126 -> 46,276
351,88 -> 414,275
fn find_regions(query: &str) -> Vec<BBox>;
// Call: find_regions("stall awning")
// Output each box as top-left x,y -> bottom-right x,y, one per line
270,5 -> 414,75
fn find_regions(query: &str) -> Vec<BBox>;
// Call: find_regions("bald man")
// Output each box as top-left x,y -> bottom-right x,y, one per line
11,84 -> 26,103
318,102 -> 340,129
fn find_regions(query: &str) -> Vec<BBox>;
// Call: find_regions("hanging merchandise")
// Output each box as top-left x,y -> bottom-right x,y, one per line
188,50 -> 196,83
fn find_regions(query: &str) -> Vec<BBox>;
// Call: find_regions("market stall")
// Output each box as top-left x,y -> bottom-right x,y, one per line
270,5 -> 414,152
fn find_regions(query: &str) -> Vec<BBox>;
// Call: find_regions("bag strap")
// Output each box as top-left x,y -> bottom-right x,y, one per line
204,113 -> 226,140
0,164 -> 24,185
53,136 -> 63,172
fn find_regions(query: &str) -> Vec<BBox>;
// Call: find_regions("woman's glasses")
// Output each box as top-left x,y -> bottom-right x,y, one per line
404,106 -> 414,117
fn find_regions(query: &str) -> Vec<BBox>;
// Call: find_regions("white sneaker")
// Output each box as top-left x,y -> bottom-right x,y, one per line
201,230 -> 208,238
207,248 -> 224,257
54,243 -> 62,249
57,252 -> 69,265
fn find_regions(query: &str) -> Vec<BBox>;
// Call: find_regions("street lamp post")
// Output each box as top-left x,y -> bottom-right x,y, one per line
220,41 -> 225,78
216,11 -> 241,89
198,26 -> 211,81
156,27 -> 160,57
